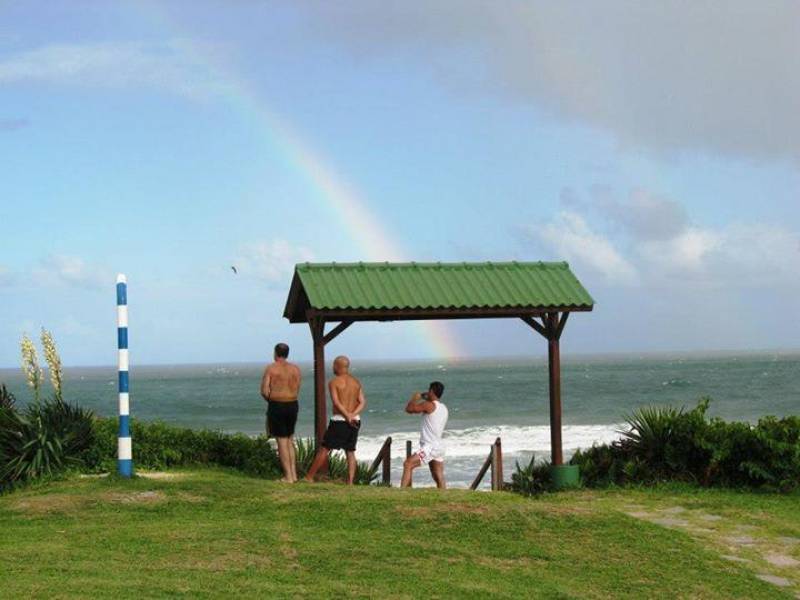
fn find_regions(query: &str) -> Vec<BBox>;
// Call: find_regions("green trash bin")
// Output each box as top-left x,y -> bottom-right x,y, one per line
551,464 -> 580,490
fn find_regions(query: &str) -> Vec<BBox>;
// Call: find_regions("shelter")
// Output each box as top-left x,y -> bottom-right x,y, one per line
283,261 -> 594,479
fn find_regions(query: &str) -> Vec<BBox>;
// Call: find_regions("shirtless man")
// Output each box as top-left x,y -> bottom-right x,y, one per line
304,355 -> 366,485
260,343 -> 301,483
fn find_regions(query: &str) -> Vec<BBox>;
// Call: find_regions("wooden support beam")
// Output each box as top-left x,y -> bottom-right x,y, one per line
547,312 -> 564,466
322,320 -> 353,346
555,311 -> 570,340
520,315 -> 548,339
308,317 -> 327,449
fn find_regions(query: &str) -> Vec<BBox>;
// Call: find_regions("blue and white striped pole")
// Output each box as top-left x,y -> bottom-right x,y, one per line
116,274 -> 133,477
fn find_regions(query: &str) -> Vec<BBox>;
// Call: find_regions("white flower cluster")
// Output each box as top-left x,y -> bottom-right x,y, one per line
41,328 -> 63,402
20,334 -> 43,403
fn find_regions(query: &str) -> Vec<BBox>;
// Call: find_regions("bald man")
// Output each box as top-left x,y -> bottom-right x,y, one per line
304,356 -> 366,485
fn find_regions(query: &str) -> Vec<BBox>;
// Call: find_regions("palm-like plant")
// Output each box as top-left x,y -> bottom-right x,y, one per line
0,383 -> 15,410
0,399 -> 95,485
619,405 -> 683,461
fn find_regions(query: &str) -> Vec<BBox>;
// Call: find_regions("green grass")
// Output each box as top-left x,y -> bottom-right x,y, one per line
1,471 -> 798,599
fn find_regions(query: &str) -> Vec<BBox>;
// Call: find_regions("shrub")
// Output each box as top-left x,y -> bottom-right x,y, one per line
510,455 -> 552,496
82,419 -> 378,484
0,399 -> 94,485
571,398 -> 800,492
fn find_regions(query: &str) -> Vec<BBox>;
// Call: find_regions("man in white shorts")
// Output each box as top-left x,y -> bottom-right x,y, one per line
401,381 -> 449,489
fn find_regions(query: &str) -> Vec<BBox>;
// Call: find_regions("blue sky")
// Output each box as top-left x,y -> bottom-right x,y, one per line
1,2 -> 798,366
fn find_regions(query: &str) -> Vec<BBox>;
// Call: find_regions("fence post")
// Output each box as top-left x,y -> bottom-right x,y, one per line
406,440 -> 412,488
494,438 -> 503,491
490,440 -> 499,490
382,437 -> 392,485
116,274 -> 133,478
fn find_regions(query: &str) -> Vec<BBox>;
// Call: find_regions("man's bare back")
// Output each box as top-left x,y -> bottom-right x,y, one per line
329,373 -> 362,416
261,361 -> 301,402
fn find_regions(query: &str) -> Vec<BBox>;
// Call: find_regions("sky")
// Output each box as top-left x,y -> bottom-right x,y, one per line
0,1 -> 798,367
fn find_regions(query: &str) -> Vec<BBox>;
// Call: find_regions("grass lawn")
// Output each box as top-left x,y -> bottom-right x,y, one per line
1,470 -> 798,599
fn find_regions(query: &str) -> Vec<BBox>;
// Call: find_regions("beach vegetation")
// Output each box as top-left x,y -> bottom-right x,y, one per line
19,334 -> 43,404
0,398 -> 95,487
571,398 -> 800,492
0,383 -> 15,410
509,454 -> 552,496
83,419 -> 377,485
40,328 -> 63,403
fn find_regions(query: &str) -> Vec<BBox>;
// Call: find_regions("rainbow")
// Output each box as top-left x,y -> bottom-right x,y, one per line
133,6 -> 462,358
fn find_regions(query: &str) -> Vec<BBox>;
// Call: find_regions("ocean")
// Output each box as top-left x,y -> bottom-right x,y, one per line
2,352 -> 798,488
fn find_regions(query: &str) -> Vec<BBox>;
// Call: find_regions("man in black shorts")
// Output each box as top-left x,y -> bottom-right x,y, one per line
304,356 -> 366,485
260,343 -> 301,482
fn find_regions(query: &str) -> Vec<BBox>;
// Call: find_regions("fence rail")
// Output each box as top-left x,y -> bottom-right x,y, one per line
368,436 -> 392,485
470,437 -> 504,491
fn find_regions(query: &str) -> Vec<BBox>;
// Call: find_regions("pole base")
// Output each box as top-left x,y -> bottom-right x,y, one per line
118,459 -> 134,478
550,464 -> 580,490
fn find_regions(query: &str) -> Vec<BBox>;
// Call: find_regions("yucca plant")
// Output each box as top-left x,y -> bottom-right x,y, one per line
510,455 -> 552,495
619,405 -> 683,460
292,437 -> 378,484
0,383 -> 15,410
0,406 -> 65,483
0,399 -> 95,485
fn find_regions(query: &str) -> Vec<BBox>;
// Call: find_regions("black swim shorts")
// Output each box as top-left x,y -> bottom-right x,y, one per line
322,418 -> 360,452
266,400 -> 298,438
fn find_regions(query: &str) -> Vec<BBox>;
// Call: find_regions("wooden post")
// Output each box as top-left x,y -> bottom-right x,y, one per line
490,440 -> 499,490
470,449 -> 493,491
494,438 -> 503,490
405,440 -> 412,488
547,312 -> 564,466
308,317 -> 327,449
382,437 -> 392,485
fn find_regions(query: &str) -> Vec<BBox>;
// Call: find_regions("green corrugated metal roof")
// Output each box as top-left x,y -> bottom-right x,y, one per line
284,261 -> 594,322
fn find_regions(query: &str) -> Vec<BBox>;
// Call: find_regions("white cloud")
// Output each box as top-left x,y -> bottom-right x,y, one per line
0,40 -> 229,99
523,189 -> 800,290
526,211 -> 638,284
302,2 -> 800,164
235,239 -> 314,285
640,228 -> 722,275
32,255 -> 110,290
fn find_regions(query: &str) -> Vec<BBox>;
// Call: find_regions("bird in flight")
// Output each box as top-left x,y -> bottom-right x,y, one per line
231,266 -> 238,274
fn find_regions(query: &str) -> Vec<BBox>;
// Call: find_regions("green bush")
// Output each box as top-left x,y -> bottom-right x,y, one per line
510,455 -> 552,496
571,399 -> 800,492
0,399 -> 95,486
83,419 -> 378,484
83,418 -> 283,479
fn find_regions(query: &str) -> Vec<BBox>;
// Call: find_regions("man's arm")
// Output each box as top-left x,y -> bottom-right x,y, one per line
405,392 -> 435,414
260,368 -> 271,402
352,386 -> 366,418
329,380 -> 353,421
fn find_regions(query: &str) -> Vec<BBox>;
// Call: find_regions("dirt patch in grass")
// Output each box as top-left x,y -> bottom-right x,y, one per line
10,494 -> 88,516
138,472 -> 184,481
175,492 -> 207,504
103,490 -> 167,505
